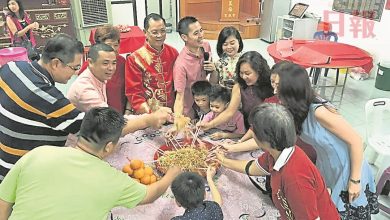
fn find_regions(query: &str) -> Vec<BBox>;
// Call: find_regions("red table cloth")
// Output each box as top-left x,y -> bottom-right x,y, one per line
89,26 -> 146,54
267,40 -> 373,73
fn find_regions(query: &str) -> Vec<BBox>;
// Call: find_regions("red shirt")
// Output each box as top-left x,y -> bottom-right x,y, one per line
78,55 -> 127,114
256,147 -> 339,220
126,43 -> 178,113
264,95 -> 280,104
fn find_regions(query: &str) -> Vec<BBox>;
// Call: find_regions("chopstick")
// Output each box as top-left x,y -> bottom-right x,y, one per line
192,114 -> 204,146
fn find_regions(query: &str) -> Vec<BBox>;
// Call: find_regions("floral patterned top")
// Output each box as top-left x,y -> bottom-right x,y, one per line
215,53 -> 241,90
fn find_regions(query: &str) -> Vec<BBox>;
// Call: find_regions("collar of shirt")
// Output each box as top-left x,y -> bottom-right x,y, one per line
145,42 -> 165,55
32,61 -> 55,85
86,67 -> 106,90
184,45 -> 203,59
273,146 -> 295,171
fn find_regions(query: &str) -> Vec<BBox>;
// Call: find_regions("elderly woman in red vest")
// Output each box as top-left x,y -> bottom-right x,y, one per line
6,0 -> 39,46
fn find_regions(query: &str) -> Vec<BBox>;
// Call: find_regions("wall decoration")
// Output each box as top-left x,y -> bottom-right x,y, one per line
333,0 -> 386,21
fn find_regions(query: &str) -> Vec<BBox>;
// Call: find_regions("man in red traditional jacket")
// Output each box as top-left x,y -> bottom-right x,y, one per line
125,13 -> 179,114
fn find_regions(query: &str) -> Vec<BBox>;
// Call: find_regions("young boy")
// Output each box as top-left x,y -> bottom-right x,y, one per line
171,167 -> 223,220
203,85 -> 245,140
191,81 -> 212,121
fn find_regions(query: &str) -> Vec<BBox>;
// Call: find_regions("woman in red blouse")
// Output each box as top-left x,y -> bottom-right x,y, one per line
215,103 -> 339,220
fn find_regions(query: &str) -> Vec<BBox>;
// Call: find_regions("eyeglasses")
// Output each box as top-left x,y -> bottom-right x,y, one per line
56,58 -> 81,71
147,29 -> 167,37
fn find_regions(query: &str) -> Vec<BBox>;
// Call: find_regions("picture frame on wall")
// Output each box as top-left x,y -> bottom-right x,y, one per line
333,0 -> 386,21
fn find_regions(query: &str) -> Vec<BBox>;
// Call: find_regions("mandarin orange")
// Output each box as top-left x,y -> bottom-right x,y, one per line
130,159 -> 144,170
122,164 -> 133,175
150,174 -> 157,183
133,168 -> 145,179
144,166 -> 154,176
140,175 -> 151,185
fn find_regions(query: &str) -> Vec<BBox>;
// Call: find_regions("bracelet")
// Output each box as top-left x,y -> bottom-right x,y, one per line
349,178 -> 360,184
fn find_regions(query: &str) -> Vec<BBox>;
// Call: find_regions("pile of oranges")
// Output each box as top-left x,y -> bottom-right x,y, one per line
122,159 -> 158,185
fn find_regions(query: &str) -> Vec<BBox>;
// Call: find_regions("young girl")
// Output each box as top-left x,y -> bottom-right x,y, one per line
213,26 -> 243,90
274,61 -> 378,219
203,85 -> 245,140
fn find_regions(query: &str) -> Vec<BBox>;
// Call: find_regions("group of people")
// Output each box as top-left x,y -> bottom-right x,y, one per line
0,3 -> 381,219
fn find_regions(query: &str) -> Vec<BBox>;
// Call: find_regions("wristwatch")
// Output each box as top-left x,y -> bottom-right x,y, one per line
350,178 -> 361,184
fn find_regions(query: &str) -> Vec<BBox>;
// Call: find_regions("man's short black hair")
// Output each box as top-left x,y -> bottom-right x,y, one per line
144,13 -> 166,30
209,85 -> 231,104
171,172 -> 205,209
79,107 -> 126,149
177,16 -> 198,35
88,43 -> 115,62
41,33 -> 84,64
191,80 -> 212,97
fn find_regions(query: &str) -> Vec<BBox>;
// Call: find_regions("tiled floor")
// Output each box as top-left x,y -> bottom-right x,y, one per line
57,33 -> 390,219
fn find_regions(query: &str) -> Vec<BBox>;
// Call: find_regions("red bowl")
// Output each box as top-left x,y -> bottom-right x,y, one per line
153,138 -> 215,176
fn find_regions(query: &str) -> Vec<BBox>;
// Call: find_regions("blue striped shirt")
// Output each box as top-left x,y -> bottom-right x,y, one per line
0,61 -> 84,180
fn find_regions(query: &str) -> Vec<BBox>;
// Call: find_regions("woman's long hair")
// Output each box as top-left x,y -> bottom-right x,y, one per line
271,61 -> 316,134
7,0 -> 25,19
236,51 -> 273,101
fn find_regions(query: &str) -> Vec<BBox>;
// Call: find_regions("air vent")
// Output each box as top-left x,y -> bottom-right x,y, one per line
79,0 -> 109,27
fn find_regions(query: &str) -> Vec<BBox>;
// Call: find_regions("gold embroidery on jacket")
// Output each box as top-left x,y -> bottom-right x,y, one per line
277,189 -> 294,220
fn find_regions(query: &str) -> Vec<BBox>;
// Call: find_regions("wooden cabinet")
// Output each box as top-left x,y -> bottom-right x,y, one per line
28,7 -> 75,51
179,0 -> 261,39
0,0 -> 75,50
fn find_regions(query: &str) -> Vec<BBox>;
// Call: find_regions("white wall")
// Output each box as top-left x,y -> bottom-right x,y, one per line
111,1 -> 135,26
291,0 -> 390,73
136,0 -> 146,29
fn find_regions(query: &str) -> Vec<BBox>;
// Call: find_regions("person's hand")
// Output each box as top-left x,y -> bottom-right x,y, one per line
167,165 -> 182,176
209,132 -> 226,140
348,181 -> 361,202
165,126 -> 177,138
214,149 -> 227,165
148,107 -> 172,129
204,60 -> 216,72
207,166 -> 217,179
197,121 -> 213,131
158,107 -> 173,115
30,22 -> 39,30
219,143 -> 233,152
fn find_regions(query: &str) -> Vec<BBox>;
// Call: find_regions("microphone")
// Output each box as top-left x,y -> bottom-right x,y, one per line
204,51 -> 210,61
203,50 -> 210,75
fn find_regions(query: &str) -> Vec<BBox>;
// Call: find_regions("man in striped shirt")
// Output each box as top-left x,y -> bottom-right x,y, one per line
0,34 -> 85,180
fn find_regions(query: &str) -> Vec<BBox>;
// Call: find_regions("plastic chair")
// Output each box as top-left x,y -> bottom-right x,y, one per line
376,166 -> 390,215
313,31 -> 339,42
364,98 -> 390,182
311,30 -> 340,84
310,21 -> 341,87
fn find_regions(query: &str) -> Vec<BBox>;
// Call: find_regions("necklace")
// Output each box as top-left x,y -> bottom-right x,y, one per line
75,144 -> 102,159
